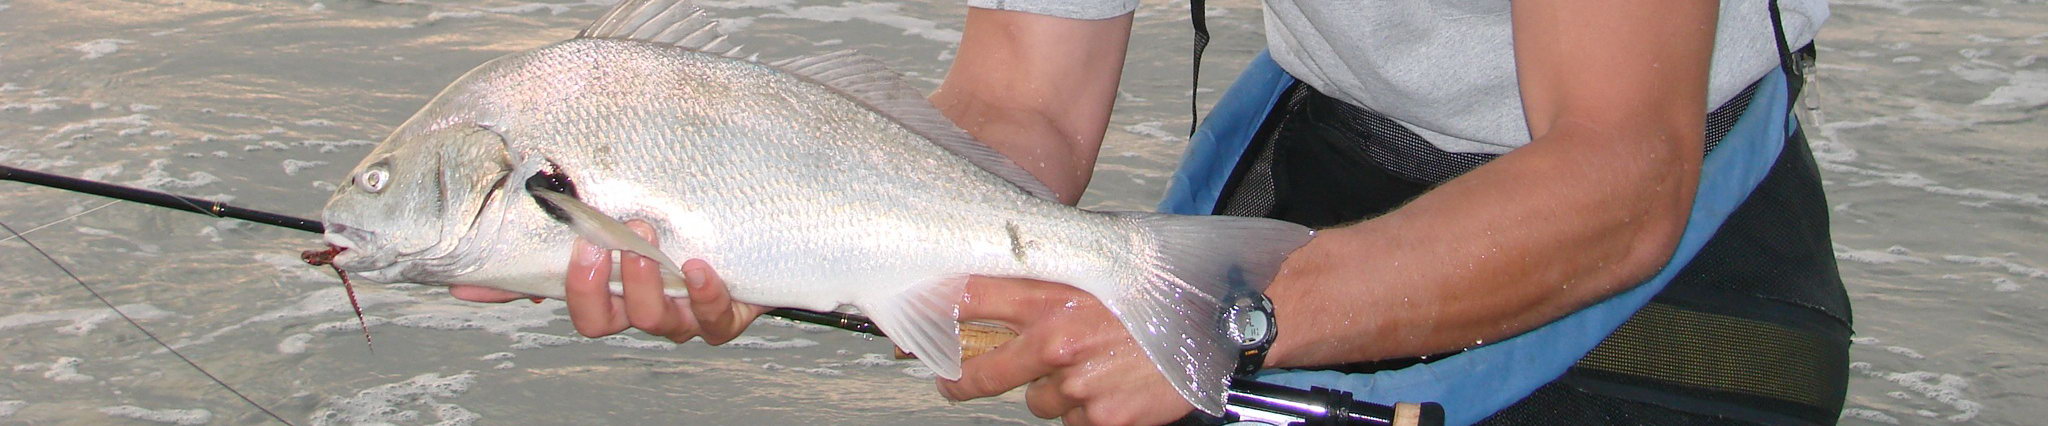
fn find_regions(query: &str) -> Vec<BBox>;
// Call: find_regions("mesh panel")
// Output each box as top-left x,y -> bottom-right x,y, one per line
1214,85 -> 1312,218
1577,304 -> 1843,410
1703,83 -> 1760,153
1478,381 -> 1761,426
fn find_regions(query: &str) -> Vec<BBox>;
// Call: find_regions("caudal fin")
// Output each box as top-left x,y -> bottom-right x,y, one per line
1095,212 -> 1313,416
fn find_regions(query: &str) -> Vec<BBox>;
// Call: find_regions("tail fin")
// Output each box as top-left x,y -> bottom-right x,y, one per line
1098,212 -> 1313,416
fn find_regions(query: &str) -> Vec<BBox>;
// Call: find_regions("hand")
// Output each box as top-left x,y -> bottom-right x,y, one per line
936,277 -> 1192,426
451,220 -> 767,344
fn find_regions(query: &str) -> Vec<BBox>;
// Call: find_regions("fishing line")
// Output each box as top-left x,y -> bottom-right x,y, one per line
160,188 -> 231,221
0,200 -> 119,244
1,222 -> 297,426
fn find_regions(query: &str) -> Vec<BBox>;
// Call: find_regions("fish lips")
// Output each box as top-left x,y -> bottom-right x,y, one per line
322,227 -> 399,277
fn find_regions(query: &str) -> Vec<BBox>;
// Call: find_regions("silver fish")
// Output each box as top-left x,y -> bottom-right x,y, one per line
317,0 -> 1311,414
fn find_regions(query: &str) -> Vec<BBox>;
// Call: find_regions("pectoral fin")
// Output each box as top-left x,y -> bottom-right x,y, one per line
526,177 -> 688,293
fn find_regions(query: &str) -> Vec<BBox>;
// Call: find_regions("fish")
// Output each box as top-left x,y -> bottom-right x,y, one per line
315,0 -> 1313,414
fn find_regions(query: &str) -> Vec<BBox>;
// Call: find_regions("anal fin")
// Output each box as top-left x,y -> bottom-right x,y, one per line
858,275 -> 969,379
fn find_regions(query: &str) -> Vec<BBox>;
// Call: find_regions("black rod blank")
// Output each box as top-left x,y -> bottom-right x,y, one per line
2,165 -> 324,233
1,164 -> 857,334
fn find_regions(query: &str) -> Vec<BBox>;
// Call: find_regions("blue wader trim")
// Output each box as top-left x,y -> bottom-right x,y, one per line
1158,54 -> 1798,425
1158,51 -> 1296,215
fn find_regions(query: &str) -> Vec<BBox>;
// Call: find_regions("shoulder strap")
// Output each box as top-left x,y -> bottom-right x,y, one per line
1767,0 -> 1815,101
1189,0 -> 1212,136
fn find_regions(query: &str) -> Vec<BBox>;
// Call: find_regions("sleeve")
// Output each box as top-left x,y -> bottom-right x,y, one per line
968,0 -> 1139,20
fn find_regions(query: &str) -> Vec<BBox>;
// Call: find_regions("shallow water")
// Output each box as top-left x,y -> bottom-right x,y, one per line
0,0 -> 2040,424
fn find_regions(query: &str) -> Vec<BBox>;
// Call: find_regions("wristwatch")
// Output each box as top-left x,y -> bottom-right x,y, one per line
1226,292 -> 1277,377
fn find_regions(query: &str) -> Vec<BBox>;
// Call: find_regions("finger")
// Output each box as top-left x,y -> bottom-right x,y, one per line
1025,377 -> 1079,419
1061,352 -> 1189,426
682,259 -> 750,345
564,238 -> 629,337
957,277 -> 1090,325
955,277 -> 1039,324
450,285 -> 528,303
619,226 -> 690,338
937,331 -> 1062,401
1062,407 -> 1092,426
619,249 -> 682,332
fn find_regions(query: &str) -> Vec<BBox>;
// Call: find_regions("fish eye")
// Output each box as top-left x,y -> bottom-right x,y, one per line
356,168 -> 390,193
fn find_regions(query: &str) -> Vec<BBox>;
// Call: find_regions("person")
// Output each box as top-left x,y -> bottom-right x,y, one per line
455,0 -> 1853,424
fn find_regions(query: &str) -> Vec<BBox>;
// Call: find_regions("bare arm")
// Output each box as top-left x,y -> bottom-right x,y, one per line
929,8 -> 1133,205
944,2 -> 1721,423
1264,0 -> 1721,366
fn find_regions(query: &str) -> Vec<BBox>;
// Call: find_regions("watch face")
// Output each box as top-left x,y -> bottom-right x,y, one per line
1228,296 -> 1273,348
1238,314 -> 1270,347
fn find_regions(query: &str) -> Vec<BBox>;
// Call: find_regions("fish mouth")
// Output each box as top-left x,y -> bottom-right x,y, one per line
320,224 -> 393,272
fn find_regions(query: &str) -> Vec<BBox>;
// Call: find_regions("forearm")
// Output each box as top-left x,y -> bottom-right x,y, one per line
1264,123 -> 1701,366
929,96 -> 1100,202
930,8 -> 1132,204
1263,0 -> 1720,368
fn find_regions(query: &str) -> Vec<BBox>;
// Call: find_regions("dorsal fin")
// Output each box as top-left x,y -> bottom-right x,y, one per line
578,0 -> 742,57
579,1 -> 1057,200
770,51 -> 1061,201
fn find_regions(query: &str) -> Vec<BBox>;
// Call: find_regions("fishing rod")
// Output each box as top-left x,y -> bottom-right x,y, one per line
4,164 -> 1442,426
0,164 -> 892,335
2,166 -> 323,234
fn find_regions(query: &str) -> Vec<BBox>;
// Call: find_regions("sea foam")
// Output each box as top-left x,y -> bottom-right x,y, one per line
769,3 -> 961,43
1942,255 -> 2047,280
72,39 -> 133,60
1841,408 -> 1901,425
280,159 -> 327,176
13,357 -> 95,384
0,304 -> 173,336
720,336 -> 818,350
1831,244 -> 1930,265
312,372 -> 479,426
127,159 -> 220,191
1975,70 -> 2048,108
277,333 -> 315,354
1850,362 -> 1984,423
169,287 -> 412,351
97,406 -> 212,425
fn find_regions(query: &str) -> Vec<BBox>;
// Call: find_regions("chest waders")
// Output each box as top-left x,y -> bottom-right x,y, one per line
1164,2 -> 1850,424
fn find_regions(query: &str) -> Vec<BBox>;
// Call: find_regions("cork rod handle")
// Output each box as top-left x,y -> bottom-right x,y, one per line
897,322 -> 1440,426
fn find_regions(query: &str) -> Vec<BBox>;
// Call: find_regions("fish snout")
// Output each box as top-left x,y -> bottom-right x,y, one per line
321,223 -> 385,269
322,222 -> 373,250
321,223 -> 405,277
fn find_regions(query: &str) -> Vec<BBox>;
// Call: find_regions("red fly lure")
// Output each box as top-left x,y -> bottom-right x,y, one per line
302,245 -> 372,352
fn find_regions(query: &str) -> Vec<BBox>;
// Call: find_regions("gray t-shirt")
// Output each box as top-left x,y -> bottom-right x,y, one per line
972,0 -> 1827,154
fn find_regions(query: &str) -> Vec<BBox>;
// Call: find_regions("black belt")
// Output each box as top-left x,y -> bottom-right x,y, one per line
1573,302 -> 1848,418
